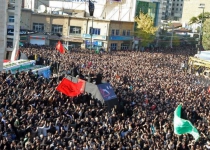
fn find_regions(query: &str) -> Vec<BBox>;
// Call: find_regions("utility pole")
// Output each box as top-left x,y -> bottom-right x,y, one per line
90,17 -> 93,53
88,0 -> 95,55
156,26 -> 160,47
197,3 -> 205,53
170,25 -> 174,48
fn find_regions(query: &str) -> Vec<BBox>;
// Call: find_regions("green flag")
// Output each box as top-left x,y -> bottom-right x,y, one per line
174,105 -> 200,141
95,47 -> 99,54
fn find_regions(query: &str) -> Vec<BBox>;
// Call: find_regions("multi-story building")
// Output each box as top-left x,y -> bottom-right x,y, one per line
0,0 -> 8,71
161,0 -> 173,20
21,9 -> 134,50
135,0 -> 163,26
0,0 -> 21,67
182,0 -> 209,24
22,0 -> 163,26
171,0 -> 183,20
160,0 -> 183,21
20,0 -> 164,50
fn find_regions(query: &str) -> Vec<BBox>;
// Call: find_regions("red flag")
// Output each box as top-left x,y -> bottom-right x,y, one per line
56,78 -> 81,97
15,50 -> 20,60
56,41 -> 65,54
78,79 -> 86,93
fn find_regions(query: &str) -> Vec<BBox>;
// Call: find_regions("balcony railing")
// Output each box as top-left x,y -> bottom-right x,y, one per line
69,33 -> 82,37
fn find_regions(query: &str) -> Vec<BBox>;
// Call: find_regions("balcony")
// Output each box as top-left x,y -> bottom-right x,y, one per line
8,8 -> 15,13
7,22 -> 14,26
69,33 -> 82,37
6,47 -> 13,51
9,0 -> 15,3
83,34 -> 106,40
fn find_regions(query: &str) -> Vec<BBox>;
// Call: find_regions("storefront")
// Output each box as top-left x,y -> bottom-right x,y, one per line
20,35 -> 28,43
29,35 -> 46,45
63,37 -> 84,50
109,36 -> 133,50
49,36 -> 83,49
83,34 -> 106,50
85,40 -> 103,48
48,35 -> 61,46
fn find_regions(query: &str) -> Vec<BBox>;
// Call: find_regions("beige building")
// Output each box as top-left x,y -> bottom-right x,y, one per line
108,21 -> 134,50
182,0 -> 209,24
21,9 -> 134,51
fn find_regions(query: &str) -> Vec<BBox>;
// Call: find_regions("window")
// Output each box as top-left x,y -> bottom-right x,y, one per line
7,25 -> 14,29
111,29 -> 115,35
127,30 -> 130,36
177,4 -> 179,6
115,30 -> 119,36
181,4 -> 182,6
89,27 -> 100,35
6,51 -> 12,60
33,23 -> 44,32
122,30 -> 126,36
180,8 -> 182,11
121,44 -> 129,50
70,26 -> 81,34
8,16 -> 14,22
7,39 -> 13,48
51,24 -> 63,33
110,43 -> 117,50
176,8 -> 178,11
172,8 -> 174,10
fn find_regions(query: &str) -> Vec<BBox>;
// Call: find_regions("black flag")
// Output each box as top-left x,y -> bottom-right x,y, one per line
89,0 -> 94,16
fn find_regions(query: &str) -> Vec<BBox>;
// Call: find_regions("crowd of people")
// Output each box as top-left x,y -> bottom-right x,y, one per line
0,46 -> 210,150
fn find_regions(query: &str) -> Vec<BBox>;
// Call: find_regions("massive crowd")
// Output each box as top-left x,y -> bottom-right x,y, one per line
0,46 -> 210,150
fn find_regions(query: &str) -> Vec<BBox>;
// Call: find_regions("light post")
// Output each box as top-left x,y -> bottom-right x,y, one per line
91,17 -> 93,53
170,25 -> 174,48
88,0 -> 94,54
197,3 -> 205,53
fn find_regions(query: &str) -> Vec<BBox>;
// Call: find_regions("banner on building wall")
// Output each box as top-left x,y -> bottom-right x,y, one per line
7,29 -> 29,35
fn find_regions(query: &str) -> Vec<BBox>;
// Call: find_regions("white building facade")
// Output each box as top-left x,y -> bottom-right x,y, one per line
161,0 -> 173,20
0,0 -> 8,71
0,0 -> 22,64
23,0 -> 163,26
171,0 -> 183,20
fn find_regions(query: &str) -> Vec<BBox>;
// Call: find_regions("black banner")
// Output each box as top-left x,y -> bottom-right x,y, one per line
7,29 -> 36,35
88,0 -> 94,16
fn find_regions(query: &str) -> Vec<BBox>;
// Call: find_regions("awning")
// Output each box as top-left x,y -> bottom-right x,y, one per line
63,38 -> 83,43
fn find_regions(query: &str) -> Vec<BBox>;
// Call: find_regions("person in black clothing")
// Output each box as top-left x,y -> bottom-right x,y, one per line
87,71 -> 95,83
96,72 -> 103,85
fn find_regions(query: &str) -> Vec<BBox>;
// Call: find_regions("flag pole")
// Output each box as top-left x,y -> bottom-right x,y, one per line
88,0 -> 94,60
91,16 -> 93,55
